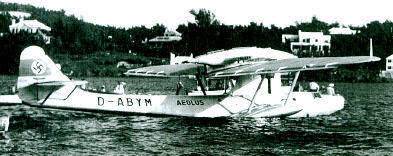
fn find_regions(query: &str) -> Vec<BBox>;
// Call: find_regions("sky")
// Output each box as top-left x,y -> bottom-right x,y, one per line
1,0 -> 393,29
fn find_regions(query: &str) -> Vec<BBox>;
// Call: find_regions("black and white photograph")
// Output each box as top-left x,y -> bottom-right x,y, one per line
0,0 -> 392,155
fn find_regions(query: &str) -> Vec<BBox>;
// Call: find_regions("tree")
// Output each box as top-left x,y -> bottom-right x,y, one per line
189,9 -> 219,28
0,13 -> 11,32
151,24 -> 166,37
296,16 -> 330,33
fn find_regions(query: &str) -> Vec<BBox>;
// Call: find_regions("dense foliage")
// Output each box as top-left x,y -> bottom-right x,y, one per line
0,3 -> 392,81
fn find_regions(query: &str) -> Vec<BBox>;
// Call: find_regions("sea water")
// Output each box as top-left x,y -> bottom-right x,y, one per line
1,80 -> 393,155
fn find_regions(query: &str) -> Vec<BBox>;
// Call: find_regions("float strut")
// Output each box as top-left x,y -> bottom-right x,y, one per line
284,71 -> 300,106
247,75 -> 265,113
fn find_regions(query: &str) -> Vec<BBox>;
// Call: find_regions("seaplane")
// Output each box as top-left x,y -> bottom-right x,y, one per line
16,46 -> 380,118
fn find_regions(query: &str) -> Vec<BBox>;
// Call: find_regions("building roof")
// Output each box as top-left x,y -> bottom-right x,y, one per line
164,30 -> 181,36
8,11 -> 31,19
299,31 -> 324,35
9,19 -> 51,31
283,30 -> 331,40
329,27 -> 357,35
149,29 -> 182,42
298,30 -> 326,37
149,36 -> 181,42
0,11 -> 31,18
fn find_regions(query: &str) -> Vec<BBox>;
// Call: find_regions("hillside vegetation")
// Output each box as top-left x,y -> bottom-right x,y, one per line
0,3 -> 392,82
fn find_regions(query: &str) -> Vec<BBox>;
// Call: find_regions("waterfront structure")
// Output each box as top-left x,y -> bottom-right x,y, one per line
282,30 -> 331,56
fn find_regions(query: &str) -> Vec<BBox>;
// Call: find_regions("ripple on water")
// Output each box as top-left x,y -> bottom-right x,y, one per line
1,83 -> 393,155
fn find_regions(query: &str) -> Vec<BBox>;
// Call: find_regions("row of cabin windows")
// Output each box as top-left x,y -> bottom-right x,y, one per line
388,59 -> 392,63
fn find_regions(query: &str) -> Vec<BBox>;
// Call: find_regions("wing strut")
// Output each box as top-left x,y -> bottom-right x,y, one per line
196,68 -> 207,96
247,75 -> 265,113
283,71 -> 300,106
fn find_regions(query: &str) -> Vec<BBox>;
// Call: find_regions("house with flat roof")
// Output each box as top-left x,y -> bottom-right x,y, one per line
282,30 -> 331,56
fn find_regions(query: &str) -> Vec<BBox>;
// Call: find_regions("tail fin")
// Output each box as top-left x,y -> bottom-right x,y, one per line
17,46 -> 69,89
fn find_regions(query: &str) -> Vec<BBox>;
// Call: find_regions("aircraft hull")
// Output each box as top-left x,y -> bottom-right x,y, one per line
19,85 -> 304,118
18,83 -> 344,118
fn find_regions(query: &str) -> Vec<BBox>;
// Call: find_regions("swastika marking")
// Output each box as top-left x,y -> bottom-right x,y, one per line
31,60 -> 47,75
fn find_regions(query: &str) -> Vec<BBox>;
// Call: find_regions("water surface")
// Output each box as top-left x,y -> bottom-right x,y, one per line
1,79 -> 393,155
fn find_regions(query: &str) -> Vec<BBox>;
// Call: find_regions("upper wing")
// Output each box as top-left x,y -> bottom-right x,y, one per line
210,56 -> 381,77
124,63 -> 204,77
193,47 -> 296,66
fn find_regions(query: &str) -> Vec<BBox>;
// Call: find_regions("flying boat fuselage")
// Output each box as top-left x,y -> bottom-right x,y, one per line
16,46 -> 379,118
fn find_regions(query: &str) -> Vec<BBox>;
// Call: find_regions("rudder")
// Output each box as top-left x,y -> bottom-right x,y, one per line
17,46 -> 69,89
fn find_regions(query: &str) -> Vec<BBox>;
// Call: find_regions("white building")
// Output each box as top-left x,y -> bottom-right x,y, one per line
149,29 -> 182,42
170,53 -> 194,65
381,54 -> 393,78
9,19 -> 51,33
386,54 -> 393,71
329,27 -> 357,35
148,29 -> 182,57
282,30 -> 331,55
9,19 -> 51,44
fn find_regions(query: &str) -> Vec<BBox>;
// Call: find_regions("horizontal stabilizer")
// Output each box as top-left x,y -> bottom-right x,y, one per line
211,56 -> 381,77
36,80 -> 88,86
